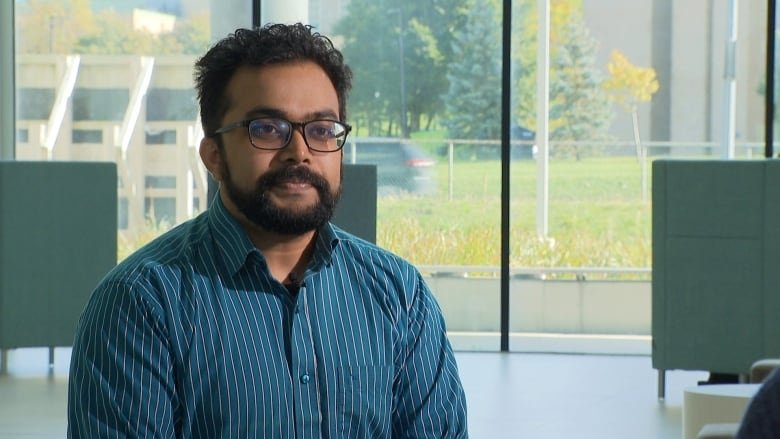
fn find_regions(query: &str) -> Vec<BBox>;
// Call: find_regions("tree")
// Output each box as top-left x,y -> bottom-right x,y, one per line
602,50 -> 659,156
403,0 -> 469,133
547,6 -> 611,159
335,0 -> 468,138
16,1 -> 209,56
16,0 -> 96,54
161,12 -> 210,55
442,0 -> 501,149
510,0 -> 536,131
335,0 -> 399,136
602,50 -> 659,200
512,0 -> 612,159
73,10 -> 158,54
74,10 -> 209,55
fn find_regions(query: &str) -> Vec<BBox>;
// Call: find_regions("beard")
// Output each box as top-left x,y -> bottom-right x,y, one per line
221,161 -> 342,235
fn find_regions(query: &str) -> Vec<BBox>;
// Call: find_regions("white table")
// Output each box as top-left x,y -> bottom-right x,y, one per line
682,383 -> 761,439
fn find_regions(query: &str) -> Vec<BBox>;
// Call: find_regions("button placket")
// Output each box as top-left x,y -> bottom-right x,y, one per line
289,288 -> 320,437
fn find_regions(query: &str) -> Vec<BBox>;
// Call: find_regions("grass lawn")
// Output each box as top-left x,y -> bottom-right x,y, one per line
376,156 -> 652,271
119,155 -> 654,274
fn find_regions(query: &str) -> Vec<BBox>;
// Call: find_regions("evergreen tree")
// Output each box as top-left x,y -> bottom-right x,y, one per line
548,10 -> 611,159
512,0 -> 612,159
442,0 -> 501,148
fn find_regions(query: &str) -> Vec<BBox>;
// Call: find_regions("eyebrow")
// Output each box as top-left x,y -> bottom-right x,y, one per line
245,107 -> 340,121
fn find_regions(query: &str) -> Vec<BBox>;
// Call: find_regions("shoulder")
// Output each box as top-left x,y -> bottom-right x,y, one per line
100,215 -> 210,300
326,225 -> 430,312
329,225 -> 420,280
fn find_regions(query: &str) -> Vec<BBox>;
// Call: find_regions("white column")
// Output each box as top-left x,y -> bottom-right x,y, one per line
721,0 -> 738,159
263,0 -> 309,25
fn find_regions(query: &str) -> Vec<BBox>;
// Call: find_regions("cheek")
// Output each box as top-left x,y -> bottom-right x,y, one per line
324,158 -> 343,189
226,153 -> 271,186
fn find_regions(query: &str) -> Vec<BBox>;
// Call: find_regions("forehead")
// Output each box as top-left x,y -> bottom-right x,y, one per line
223,61 -> 339,120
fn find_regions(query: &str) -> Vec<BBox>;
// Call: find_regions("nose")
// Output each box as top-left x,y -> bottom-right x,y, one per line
280,127 -> 310,163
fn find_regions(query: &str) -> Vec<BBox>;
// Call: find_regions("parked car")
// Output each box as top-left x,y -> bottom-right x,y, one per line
342,138 -> 437,196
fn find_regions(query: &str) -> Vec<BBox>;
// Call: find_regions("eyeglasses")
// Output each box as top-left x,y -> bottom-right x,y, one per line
212,117 -> 352,153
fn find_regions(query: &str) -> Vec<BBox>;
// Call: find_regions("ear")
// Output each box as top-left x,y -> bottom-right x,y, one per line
200,136 -> 224,182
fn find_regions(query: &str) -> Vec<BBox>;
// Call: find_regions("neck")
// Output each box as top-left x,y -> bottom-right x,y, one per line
251,226 -> 317,284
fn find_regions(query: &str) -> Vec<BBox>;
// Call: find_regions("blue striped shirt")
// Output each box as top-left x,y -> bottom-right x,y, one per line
67,195 -> 468,438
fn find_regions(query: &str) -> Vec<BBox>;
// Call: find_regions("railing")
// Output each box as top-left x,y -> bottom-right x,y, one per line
350,136 -> 773,202
418,265 -> 651,280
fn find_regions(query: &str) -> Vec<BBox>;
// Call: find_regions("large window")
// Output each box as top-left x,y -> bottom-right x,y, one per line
324,0 -> 768,352
330,0 -> 504,350
9,0 -> 771,353
512,1 -> 764,352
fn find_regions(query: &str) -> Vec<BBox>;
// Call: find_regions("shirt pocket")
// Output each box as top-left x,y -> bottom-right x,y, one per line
337,365 -> 393,438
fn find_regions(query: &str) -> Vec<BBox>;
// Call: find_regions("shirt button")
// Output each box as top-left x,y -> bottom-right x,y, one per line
300,374 -> 311,384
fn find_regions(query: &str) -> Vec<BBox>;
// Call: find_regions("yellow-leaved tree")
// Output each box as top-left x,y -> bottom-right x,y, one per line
602,50 -> 659,201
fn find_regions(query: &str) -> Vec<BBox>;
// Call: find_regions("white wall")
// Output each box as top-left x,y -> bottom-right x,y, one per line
426,276 -> 652,354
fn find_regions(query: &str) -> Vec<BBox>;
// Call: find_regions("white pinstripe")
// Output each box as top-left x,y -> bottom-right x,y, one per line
67,195 -> 468,438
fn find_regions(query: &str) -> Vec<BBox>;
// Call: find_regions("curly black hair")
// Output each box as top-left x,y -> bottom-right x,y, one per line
194,23 -> 352,139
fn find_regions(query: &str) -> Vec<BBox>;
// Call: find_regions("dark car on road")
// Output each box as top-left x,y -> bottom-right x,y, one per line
343,138 -> 437,196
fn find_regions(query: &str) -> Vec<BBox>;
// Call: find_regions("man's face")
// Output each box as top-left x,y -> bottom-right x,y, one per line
203,61 -> 344,235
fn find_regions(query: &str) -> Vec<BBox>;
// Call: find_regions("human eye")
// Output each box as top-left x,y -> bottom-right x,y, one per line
248,118 -> 288,140
306,120 -> 340,140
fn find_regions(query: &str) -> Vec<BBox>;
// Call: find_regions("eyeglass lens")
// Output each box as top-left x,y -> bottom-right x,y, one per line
247,118 -> 348,151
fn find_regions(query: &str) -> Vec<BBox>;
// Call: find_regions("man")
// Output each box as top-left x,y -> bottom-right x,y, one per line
67,23 -> 468,438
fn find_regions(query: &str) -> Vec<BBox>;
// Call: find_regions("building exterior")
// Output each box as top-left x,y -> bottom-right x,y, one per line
585,0 -> 766,145
15,54 -> 207,242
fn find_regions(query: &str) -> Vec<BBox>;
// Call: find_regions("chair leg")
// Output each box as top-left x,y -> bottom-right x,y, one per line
48,346 -> 55,376
0,349 -> 7,375
658,369 -> 666,400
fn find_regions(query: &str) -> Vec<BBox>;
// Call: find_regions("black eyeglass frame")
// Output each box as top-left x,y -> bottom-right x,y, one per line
212,117 -> 352,153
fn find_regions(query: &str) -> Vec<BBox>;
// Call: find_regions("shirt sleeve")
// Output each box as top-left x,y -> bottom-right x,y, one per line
392,272 -> 469,438
67,276 -> 176,438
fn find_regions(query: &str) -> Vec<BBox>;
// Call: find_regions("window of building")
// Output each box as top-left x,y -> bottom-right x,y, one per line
72,88 -> 129,121
145,175 -> 176,189
145,196 -> 176,226
17,87 -> 55,120
145,128 -> 177,144
71,129 -> 102,144
146,88 -> 197,121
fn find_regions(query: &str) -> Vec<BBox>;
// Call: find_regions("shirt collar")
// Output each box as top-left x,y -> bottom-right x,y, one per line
207,193 -> 341,276
206,194 -> 259,276
311,222 -> 340,269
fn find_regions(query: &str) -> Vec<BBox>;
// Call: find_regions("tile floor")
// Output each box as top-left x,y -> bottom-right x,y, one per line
0,348 -> 708,438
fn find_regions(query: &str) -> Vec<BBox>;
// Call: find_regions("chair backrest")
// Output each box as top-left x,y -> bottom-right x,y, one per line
331,164 -> 377,243
0,161 -> 117,349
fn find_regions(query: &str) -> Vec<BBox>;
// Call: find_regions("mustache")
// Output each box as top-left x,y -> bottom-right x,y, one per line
257,165 -> 330,192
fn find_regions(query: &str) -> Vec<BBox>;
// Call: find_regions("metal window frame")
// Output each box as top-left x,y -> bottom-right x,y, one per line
4,0 -> 779,354
1,1 -> 14,160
